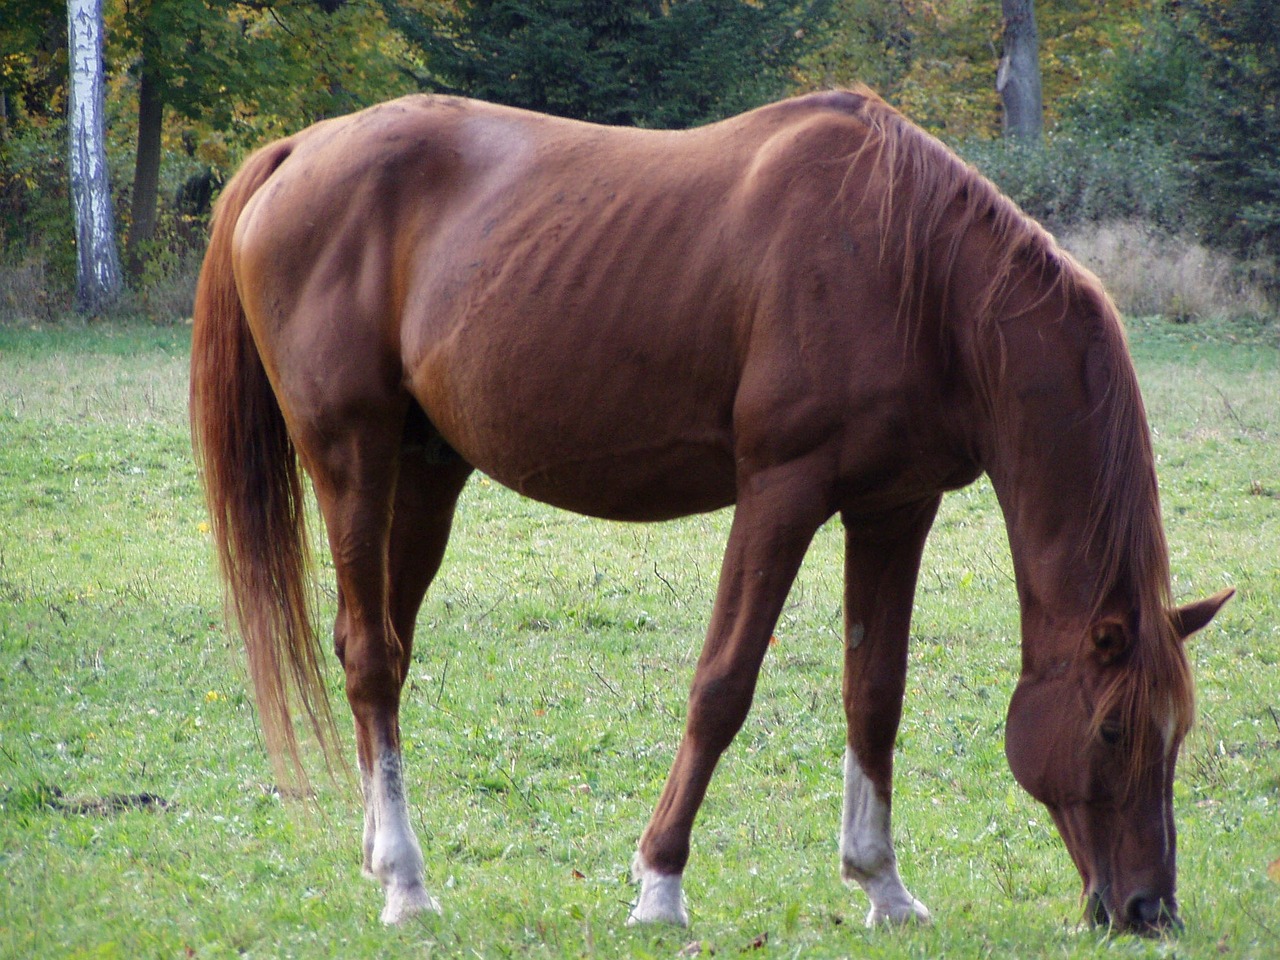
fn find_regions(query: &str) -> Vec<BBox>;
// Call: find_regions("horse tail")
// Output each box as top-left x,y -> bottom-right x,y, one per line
190,142 -> 339,789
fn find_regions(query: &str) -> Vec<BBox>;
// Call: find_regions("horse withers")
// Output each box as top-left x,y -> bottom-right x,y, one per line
190,87 -> 1231,933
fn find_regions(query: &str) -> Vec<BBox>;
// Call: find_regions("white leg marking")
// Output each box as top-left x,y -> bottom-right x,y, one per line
368,747 -> 440,924
841,747 -> 931,927
359,759 -> 376,879
627,852 -> 689,926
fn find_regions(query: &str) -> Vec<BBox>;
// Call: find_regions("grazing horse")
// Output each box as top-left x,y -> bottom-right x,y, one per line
190,87 -> 1232,933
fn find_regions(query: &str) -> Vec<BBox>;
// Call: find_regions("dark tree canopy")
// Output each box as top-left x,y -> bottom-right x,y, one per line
382,0 -> 829,129
1184,0 -> 1280,273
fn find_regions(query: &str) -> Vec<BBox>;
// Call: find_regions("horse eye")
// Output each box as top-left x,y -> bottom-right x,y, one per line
1099,723 -> 1123,746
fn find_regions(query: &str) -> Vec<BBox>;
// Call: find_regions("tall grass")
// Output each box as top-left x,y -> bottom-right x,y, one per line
1061,221 -> 1274,326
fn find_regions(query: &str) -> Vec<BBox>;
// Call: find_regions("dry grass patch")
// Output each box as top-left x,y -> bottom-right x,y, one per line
1061,221 -> 1273,324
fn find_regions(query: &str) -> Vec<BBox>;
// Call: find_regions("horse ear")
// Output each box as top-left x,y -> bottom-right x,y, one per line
1090,618 -> 1130,666
1171,587 -> 1235,641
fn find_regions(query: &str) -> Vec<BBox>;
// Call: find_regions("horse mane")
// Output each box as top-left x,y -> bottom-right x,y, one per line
836,87 -> 1193,772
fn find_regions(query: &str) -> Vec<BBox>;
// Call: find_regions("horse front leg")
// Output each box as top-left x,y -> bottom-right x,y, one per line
630,464 -> 832,925
840,498 -> 940,926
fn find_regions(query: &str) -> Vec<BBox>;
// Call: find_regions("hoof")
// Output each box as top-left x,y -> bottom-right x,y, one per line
866,897 -> 931,928
380,884 -> 442,925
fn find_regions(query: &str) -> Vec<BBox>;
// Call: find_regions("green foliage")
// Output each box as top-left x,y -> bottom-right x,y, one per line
0,124 -> 75,292
798,1 -> 1155,141
3,0 -> 1279,316
104,0 -> 417,135
387,0 -> 828,128
0,0 -> 66,123
1059,7 -> 1202,142
948,8 -> 1195,231
960,130 -> 1191,234
798,0 -> 997,138
0,0 -> 72,296
798,0 -> 915,95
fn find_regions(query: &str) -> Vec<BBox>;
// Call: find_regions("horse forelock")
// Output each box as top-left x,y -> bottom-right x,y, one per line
838,90 -> 1192,777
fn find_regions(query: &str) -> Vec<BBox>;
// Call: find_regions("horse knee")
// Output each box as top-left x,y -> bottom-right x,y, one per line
686,671 -> 754,753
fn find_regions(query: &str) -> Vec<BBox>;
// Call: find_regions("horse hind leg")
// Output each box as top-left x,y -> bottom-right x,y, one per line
301,401 -> 467,925
840,499 -> 939,926
359,422 -> 472,914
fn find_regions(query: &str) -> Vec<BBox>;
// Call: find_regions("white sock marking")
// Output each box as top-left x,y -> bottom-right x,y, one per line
841,747 -> 931,926
628,852 -> 689,926
359,760 -> 377,878
365,747 -> 440,924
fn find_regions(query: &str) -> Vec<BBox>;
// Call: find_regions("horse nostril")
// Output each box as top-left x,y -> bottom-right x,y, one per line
1124,893 -> 1179,932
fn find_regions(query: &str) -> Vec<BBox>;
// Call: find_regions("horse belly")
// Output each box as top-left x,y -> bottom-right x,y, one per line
499,436 -> 737,522
411,338 -> 739,522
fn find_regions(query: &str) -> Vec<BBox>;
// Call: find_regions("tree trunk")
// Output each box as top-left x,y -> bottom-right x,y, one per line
127,65 -> 164,280
998,0 -> 1043,142
67,0 -> 122,313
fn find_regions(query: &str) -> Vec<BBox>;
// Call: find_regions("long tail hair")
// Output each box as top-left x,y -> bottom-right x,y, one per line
189,141 -> 339,787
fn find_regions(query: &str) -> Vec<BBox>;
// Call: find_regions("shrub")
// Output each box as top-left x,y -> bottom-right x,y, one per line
959,132 -> 1190,235
0,257 -> 63,325
0,123 -> 77,292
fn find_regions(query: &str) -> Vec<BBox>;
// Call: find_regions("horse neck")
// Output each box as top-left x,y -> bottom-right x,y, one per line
955,248 -> 1163,665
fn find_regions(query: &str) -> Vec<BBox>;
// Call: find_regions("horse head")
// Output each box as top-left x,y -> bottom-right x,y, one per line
1005,589 -> 1232,933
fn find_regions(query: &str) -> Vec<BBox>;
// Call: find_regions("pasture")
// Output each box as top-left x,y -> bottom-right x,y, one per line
1,317 -> 1277,958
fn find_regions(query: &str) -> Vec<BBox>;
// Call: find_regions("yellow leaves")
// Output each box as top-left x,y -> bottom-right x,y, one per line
1268,857 -> 1280,883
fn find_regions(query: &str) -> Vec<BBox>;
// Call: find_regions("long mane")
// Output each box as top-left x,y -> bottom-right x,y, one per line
839,87 -> 1193,764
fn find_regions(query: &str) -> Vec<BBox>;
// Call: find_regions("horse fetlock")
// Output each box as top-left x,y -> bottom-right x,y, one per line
372,829 -> 423,879
371,831 -> 437,924
840,838 -> 894,882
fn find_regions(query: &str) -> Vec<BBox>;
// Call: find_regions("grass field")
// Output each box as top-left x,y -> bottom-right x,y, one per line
1,318 -> 1277,958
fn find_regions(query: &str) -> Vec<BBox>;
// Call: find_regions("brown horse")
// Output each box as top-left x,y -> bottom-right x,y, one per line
191,87 -> 1231,933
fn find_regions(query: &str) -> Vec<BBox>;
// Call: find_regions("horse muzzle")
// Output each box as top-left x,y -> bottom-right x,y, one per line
1086,888 -> 1182,936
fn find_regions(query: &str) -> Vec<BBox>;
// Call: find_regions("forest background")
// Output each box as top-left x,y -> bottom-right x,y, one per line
1,0 -> 1278,328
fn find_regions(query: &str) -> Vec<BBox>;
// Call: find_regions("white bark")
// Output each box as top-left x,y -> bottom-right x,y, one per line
68,0 -> 122,313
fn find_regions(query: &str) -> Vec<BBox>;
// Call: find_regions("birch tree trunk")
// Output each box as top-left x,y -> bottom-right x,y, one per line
997,0 -> 1044,142
68,0 -> 122,313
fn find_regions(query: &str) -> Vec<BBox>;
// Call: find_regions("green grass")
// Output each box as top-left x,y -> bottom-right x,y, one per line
1,318 -> 1277,958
